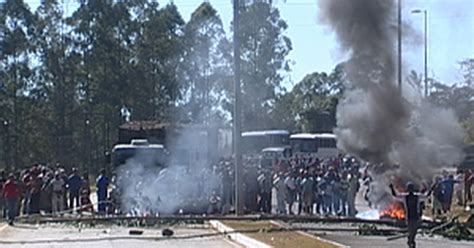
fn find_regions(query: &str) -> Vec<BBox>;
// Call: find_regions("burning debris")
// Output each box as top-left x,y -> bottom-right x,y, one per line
318,0 -> 464,208
379,202 -> 405,220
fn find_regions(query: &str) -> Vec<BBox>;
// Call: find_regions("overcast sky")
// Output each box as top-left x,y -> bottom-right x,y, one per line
27,0 -> 474,89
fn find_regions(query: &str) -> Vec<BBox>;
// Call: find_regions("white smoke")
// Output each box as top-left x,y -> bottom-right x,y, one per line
115,127 -> 222,215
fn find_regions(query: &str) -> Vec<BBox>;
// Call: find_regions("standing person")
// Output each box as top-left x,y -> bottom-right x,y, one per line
50,173 -> 65,214
301,172 -> 315,215
454,170 -> 464,206
257,170 -> 272,213
245,167 -> 259,213
432,176 -> 444,218
284,172 -> 297,215
67,168 -> 83,211
21,171 -> 31,214
79,173 -> 93,212
314,171 -> 324,215
41,172 -> 53,214
440,174 -> 459,213
390,182 -> 433,248
59,169 -> 69,210
332,177 -> 342,215
296,169 -> 305,215
464,170 -> 473,206
362,169 -> 372,207
3,174 -> 20,225
221,168 -> 232,210
28,173 -> 42,214
207,190 -> 222,214
347,172 -> 359,217
96,169 -> 109,214
274,172 -> 287,214
338,174 -> 350,216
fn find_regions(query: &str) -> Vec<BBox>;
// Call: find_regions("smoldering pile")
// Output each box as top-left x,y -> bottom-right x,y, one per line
115,161 -> 221,215
114,128 -> 223,215
318,0 -> 464,199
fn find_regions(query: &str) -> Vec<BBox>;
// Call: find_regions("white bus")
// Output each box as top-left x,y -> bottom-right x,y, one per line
289,133 -> 340,158
241,130 -> 290,155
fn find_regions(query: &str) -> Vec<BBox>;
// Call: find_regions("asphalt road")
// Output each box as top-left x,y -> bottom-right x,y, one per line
288,221 -> 474,248
322,230 -> 474,248
0,223 -> 240,248
271,181 -> 474,248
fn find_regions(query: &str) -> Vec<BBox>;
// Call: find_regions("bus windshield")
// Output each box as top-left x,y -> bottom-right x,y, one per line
112,146 -> 166,167
241,130 -> 290,154
268,134 -> 289,147
290,138 -> 318,153
241,135 -> 267,154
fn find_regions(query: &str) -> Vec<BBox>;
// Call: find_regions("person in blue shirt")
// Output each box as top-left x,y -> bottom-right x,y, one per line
67,168 -> 83,211
96,169 -> 109,214
439,174 -> 460,213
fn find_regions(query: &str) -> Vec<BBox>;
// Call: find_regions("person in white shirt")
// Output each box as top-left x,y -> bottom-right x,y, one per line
274,173 -> 287,214
50,173 -> 65,214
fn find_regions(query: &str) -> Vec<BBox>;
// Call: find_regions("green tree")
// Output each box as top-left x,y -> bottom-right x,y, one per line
429,84 -> 474,122
34,0 -> 83,166
0,0 -> 36,170
270,64 -> 346,132
238,1 -> 292,130
428,58 -> 474,143
68,0 -> 136,170
459,58 -> 474,86
130,2 -> 185,121
179,2 -> 232,124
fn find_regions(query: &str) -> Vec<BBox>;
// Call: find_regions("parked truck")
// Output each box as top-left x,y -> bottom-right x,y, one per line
113,121 -> 232,168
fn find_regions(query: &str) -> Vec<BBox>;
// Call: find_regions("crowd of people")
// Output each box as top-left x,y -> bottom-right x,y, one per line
210,155 -> 363,216
211,155 -> 474,219
2,156 -> 473,224
110,154 -> 364,216
0,165 -> 109,225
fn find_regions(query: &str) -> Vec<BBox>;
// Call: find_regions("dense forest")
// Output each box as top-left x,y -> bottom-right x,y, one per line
0,0 -> 472,171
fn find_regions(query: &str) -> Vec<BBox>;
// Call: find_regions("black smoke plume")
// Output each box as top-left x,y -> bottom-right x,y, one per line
318,0 -> 464,183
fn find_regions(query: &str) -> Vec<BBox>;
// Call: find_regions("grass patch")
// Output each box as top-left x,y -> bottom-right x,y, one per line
222,220 -> 342,248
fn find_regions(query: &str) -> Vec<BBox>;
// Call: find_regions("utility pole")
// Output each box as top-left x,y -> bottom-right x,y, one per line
398,0 -> 402,94
423,10 -> 428,97
411,9 -> 429,97
233,0 -> 244,215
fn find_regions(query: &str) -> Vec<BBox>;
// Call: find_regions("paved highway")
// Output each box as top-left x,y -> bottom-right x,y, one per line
0,223 -> 240,248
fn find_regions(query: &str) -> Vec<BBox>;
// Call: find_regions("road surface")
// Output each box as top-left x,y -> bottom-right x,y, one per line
288,221 -> 474,248
0,223 -> 240,248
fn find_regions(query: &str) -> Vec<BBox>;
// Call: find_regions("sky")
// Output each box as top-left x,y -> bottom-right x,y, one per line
26,0 -> 474,89
175,0 -> 474,89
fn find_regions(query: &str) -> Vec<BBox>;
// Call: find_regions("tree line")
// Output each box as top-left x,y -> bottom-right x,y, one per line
0,0 -> 293,171
0,0 -> 472,172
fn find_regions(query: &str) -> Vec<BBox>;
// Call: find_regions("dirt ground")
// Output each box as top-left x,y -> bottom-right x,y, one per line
222,220 -> 342,248
422,201 -> 473,223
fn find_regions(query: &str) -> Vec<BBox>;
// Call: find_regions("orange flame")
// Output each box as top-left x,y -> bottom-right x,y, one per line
379,202 -> 405,220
